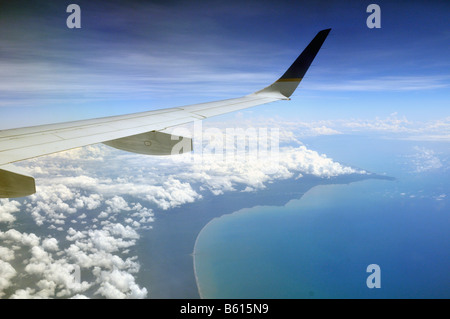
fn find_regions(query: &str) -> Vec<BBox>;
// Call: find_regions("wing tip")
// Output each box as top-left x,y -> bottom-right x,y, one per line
255,28 -> 331,98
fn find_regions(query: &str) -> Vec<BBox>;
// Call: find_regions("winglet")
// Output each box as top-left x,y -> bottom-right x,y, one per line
255,28 -> 331,98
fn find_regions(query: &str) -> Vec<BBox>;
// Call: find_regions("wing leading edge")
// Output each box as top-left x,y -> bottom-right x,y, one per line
0,28 -> 331,198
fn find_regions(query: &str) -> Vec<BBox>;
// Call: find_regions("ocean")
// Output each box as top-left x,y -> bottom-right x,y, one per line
193,136 -> 450,298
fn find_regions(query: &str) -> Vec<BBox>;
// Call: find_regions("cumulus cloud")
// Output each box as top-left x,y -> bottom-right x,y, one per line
0,223 -> 147,298
1,175 -> 152,299
0,229 -> 40,247
0,260 -> 16,297
27,184 -> 77,226
0,246 -> 15,261
42,238 -> 59,252
94,268 -> 147,299
0,199 -> 21,224
74,194 -> 103,210
173,143 -> 363,196
105,196 -> 131,213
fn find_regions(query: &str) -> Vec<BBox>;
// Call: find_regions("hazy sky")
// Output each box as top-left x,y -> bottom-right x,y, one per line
0,0 -> 449,129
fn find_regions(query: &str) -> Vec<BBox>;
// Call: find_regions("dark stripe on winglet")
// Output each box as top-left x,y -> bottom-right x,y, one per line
278,28 -> 331,81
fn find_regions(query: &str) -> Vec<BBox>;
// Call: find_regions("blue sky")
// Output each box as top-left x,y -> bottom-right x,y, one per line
0,0 -> 448,129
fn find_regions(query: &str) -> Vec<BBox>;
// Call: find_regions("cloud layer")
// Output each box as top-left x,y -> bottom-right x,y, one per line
0,125 -> 370,298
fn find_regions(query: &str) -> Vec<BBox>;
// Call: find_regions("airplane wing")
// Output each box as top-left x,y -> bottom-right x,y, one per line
0,29 -> 331,198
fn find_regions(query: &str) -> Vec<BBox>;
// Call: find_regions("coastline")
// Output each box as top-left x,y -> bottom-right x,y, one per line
142,172 -> 387,298
192,172 -> 449,298
192,176 -> 392,298
193,218 -> 207,299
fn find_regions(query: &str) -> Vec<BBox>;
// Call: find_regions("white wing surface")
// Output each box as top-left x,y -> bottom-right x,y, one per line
0,29 -> 331,197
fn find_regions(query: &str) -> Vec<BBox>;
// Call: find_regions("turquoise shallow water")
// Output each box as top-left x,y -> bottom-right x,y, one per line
194,137 -> 450,298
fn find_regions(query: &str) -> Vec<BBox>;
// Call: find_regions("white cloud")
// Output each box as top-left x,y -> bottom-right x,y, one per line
0,246 -> 15,261
173,144 -> 363,197
145,178 -> 201,209
88,229 -> 136,253
22,244 -> 91,298
66,228 -> 86,242
221,114 -> 450,141
0,223 -> 146,298
94,268 -> 147,299
307,75 -> 449,92
1,178 -> 152,299
74,194 -> 103,210
343,113 -> 412,133
0,261 -> 17,297
279,146 -> 361,177
105,223 -> 139,240
10,288 -> 38,299
27,184 -> 77,226
410,146 -> 443,173
310,125 -> 342,136
333,115 -> 450,140
0,199 -> 21,224
0,229 -> 40,247
42,238 -> 59,252
105,196 -> 131,213
70,294 -> 89,299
